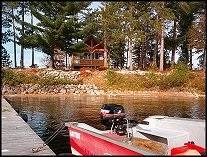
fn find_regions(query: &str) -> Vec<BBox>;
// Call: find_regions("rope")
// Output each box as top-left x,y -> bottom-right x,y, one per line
32,122 -> 65,153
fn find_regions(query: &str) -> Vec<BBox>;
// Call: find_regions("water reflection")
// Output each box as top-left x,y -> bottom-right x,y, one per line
4,95 -> 205,155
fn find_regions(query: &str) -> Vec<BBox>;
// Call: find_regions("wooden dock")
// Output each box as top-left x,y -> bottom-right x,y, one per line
2,98 -> 56,156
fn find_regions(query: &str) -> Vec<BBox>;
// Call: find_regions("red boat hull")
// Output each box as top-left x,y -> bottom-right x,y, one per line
68,127 -> 144,155
67,123 -> 206,156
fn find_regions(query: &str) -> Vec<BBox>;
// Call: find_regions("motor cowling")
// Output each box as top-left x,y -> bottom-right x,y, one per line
100,104 -> 126,128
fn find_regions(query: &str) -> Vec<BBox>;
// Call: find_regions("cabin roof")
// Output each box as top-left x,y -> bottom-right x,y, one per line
84,35 -> 106,50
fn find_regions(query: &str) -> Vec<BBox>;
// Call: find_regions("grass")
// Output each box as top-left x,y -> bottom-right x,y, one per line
105,64 -> 205,94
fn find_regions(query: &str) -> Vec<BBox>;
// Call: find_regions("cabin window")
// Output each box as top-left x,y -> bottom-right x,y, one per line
94,53 -> 103,60
83,53 -> 91,59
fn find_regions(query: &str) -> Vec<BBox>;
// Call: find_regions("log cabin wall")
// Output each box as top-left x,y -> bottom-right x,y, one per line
71,36 -> 108,69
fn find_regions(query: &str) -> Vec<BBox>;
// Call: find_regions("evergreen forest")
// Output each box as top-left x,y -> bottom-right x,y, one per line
1,1 -> 206,71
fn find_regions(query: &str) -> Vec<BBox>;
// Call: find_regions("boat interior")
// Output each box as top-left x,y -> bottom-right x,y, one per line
76,122 -> 169,155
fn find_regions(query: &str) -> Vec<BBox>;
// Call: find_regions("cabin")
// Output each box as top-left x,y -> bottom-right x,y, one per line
71,36 -> 109,69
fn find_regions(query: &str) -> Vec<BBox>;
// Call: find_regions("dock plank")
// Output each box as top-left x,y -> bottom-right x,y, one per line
2,98 -> 56,156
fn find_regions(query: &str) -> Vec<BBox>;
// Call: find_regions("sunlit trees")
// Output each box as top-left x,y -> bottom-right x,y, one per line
2,1 -> 205,71
187,2 -> 206,70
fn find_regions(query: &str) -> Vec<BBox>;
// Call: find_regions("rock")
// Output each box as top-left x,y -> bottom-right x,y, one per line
2,85 -> 10,93
2,75 -> 106,95
75,91 -> 80,94
60,88 -> 67,94
94,90 -> 101,95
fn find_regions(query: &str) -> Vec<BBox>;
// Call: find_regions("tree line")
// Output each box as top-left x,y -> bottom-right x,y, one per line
1,1 -> 206,71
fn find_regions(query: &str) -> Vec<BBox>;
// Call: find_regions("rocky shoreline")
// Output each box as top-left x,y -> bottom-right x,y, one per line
2,83 -> 205,98
2,68 -> 205,98
2,84 -> 105,95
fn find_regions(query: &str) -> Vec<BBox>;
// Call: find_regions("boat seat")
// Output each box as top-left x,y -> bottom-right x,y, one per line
136,126 -> 189,148
130,137 -> 169,155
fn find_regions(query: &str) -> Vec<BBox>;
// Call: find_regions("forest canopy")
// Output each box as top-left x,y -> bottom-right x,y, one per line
1,1 -> 206,71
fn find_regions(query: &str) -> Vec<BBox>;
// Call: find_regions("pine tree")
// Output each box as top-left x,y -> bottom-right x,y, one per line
121,2 -> 137,70
187,2 -> 206,70
150,2 -> 175,72
2,2 -> 13,68
177,2 -> 195,65
5,2 -> 19,68
1,46 -> 12,68
16,1 -> 91,69
104,2 -> 127,68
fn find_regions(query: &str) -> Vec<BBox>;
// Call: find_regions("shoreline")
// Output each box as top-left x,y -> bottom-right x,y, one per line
2,90 -> 205,98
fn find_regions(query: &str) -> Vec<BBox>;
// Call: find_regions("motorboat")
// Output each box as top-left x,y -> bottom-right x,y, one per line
65,104 -> 206,155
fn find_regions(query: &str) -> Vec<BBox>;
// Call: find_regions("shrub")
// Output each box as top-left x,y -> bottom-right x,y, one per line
2,69 -> 41,86
24,75 -> 39,84
2,69 -> 18,86
189,76 -> 205,92
106,70 -> 122,85
15,73 -> 26,84
2,69 -> 83,86
106,70 -> 145,90
37,76 -> 56,86
144,72 -> 160,88
160,64 -> 193,89
54,78 -> 83,85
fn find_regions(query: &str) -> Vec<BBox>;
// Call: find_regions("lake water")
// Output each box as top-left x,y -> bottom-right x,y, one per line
4,95 -> 205,155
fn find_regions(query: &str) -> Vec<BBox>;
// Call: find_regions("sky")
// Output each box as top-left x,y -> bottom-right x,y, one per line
3,2 -> 200,69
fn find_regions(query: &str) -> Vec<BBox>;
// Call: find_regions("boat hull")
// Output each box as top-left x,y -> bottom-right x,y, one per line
66,115 -> 206,156
67,122 -> 159,155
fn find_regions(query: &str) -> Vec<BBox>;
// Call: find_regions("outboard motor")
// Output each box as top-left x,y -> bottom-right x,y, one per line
100,104 -> 125,129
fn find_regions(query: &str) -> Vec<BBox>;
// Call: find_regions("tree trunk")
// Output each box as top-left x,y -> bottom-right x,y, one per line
144,39 -> 149,69
65,52 -> 68,68
171,19 -> 176,68
20,2 -> 24,68
152,32 -> 158,68
140,41 -> 145,69
203,48 -> 206,71
189,47 -> 192,70
129,24 -> 133,71
152,15 -> 159,68
128,4 -> 134,71
126,37 -> 129,69
31,48 -> 34,66
31,13 -> 35,67
103,1 -> 108,68
49,53 -> 55,69
159,17 -> 164,72
12,7 -> 17,68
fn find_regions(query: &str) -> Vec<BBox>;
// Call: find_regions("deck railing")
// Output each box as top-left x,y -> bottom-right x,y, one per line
72,59 -> 104,66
